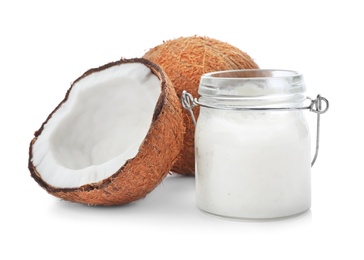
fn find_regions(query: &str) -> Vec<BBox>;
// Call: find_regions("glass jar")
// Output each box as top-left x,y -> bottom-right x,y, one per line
182,69 -> 328,220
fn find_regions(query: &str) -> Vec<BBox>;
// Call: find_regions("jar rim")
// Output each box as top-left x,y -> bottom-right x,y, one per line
199,69 -> 306,99
202,69 -> 302,80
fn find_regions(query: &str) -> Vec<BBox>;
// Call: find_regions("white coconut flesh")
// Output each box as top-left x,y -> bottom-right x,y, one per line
32,63 -> 161,188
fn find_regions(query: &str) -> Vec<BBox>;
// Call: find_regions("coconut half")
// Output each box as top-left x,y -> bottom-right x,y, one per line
28,58 -> 184,206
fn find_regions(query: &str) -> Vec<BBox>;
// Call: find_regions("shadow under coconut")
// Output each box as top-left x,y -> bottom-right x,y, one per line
49,174 -> 197,223
49,175 -> 312,228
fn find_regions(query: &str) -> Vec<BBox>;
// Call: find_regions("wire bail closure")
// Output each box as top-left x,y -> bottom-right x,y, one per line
181,90 -> 329,167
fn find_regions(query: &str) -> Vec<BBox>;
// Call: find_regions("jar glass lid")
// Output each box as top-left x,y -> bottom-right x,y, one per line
198,69 -> 306,99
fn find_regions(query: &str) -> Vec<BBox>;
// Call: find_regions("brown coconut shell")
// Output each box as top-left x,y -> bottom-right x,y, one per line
143,36 -> 259,175
28,58 -> 184,206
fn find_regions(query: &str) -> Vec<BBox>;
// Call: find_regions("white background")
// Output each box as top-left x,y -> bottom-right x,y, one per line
1,0 -> 363,259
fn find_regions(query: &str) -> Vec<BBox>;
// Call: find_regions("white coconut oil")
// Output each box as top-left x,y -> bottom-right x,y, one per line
194,69 -> 312,220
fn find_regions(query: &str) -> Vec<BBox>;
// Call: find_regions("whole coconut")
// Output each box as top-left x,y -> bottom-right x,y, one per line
143,36 -> 259,175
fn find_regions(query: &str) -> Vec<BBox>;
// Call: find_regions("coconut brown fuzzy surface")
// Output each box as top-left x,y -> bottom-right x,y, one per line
28,58 -> 184,206
143,36 -> 259,175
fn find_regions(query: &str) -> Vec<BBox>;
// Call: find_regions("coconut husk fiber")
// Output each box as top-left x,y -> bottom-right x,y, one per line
143,36 -> 259,175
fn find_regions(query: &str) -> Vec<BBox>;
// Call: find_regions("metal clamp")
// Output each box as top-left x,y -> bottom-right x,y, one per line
181,90 -> 329,167
308,95 -> 329,166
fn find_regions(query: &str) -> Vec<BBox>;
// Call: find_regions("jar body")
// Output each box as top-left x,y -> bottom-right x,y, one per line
195,108 -> 311,219
195,69 -> 311,220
